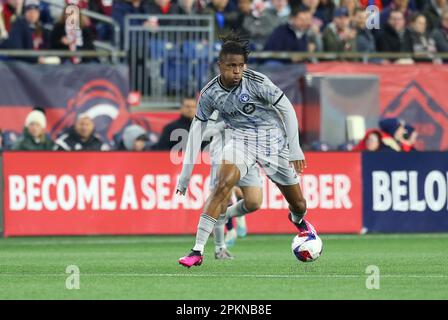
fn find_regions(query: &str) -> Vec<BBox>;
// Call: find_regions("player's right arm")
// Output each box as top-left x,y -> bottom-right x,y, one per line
176,94 -> 215,195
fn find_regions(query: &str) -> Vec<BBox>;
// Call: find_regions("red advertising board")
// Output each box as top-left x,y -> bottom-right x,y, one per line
3,152 -> 362,236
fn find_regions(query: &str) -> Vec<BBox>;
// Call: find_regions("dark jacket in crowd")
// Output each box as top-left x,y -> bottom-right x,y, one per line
264,23 -> 311,52
322,23 -> 356,52
356,27 -> 376,52
431,27 -> 448,52
49,22 -> 97,63
4,17 -> 49,62
376,24 -> 413,52
54,127 -> 108,151
12,128 -> 54,151
151,115 -> 193,151
112,0 -> 150,30
422,1 -> 445,32
315,2 -> 336,28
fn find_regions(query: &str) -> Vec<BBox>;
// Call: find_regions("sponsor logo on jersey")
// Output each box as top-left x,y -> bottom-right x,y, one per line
243,103 -> 256,114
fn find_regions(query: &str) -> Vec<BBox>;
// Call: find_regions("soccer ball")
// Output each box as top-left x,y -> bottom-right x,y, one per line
291,233 -> 323,262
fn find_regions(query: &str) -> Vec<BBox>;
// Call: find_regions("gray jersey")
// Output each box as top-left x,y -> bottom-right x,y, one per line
196,69 -> 289,156
176,69 -> 304,194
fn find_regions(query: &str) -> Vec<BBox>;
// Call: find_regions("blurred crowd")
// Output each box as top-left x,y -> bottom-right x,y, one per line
0,98 -> 198,151
0,104 -> 419,152
0,0 -> 448,63
305,117 -> 419,152
354,118 -> 418,152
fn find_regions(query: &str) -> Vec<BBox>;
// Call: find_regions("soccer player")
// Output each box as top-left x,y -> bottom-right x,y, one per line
176,34 -> 316,267
193,110 -> 263,259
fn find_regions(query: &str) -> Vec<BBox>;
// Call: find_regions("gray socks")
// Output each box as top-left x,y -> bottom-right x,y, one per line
193,213 -> 217,254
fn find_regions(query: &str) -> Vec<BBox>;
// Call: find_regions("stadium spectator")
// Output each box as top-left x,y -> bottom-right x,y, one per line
422,0 -> 448,32
378,117 -> 406,151
202,0 -> 234,39
54,114 -> 109,151
50,5 -> 97,64
0,128 -> 3,151
359,0 -> 382,10
12,109 -> 54,151
36,0 -> 52,26
381,0 -> 414,25
414,0 -> 427,11
322,6 -> 356,52
147,0 -> 179,15
151,97 -> 196,151
354,7 -> 376,52
376,10 -> 413,53
89,0 -> 113,16
340,0 -> 359,20
146,0 -> 180,27
400,123 -> 418,151
431,9 -> 448,52
112,0 -> 150,32
1,0 -> 22,32
301,0 -> 324,31
353,129 -> 393,152
315,0 -> 336,27
248,0 -> 290,49
409,13 -> 439,61
264,6 -> 320,57
226,0 -> 274,50
0,4 -> 8,43
89,0 -> 114,41
116,124 -> 150,151
4,0 -> 49,62
178,0 -> 201,14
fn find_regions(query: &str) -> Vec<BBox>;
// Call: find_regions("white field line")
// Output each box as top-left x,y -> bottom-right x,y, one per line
0,273 -> 447,279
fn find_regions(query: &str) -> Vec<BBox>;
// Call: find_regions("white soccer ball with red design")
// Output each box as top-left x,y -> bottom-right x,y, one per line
291,233 -> 323,262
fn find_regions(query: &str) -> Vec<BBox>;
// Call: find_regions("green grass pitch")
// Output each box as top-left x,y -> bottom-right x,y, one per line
0,234 -> 447,299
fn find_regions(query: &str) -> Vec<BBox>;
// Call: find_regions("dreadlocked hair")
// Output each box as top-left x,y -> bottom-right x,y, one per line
218,32 -> 251,64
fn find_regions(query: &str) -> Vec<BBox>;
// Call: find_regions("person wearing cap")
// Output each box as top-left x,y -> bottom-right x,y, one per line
117,124 -> 150,151
378,117 -> 407,151
54,113 -> 109,151
322,6 -> 357,52
400,124 -> 418,152
4,0 -> 49,62
12,108 -> 54,151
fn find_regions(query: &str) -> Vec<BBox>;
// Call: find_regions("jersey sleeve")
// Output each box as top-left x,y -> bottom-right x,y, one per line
255,76 -> 285,107
195,93 -> 215,122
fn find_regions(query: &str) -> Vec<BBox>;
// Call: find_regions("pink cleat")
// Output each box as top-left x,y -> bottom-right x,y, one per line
178,250 -> 204,268
288,213 -> 318,238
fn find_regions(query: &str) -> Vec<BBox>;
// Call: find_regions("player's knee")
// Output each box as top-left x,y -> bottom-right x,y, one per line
290,199 -> 307,215
244,199 -> 261,212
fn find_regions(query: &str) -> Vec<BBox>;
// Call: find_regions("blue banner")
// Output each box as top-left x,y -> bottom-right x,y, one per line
362,152 -> 448,232
0,61 -> 154,148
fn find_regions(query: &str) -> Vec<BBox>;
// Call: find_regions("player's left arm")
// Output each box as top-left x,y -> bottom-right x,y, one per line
274,94 -> 307,174
256,76 -> 306,173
